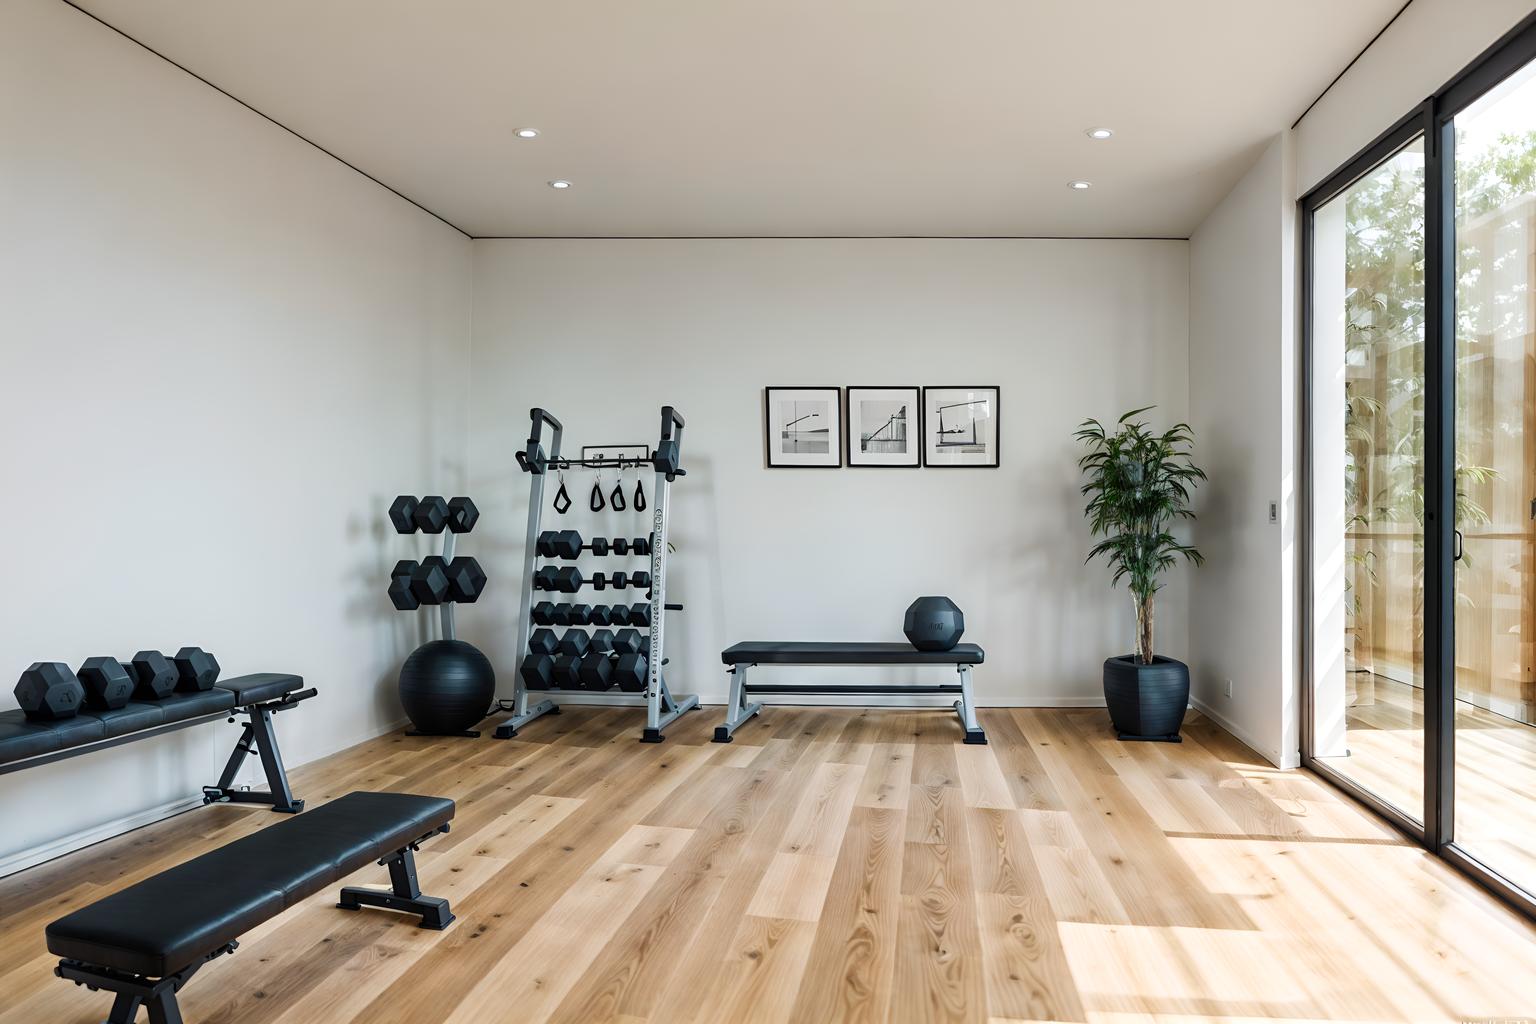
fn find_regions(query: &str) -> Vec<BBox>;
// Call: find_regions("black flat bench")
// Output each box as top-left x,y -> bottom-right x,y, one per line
48,790 -> 455,1024
0,673 -> 315,813
715,641 -> 987,744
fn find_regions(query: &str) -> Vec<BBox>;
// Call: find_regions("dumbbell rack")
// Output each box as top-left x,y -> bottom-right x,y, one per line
493,406 -> 699,743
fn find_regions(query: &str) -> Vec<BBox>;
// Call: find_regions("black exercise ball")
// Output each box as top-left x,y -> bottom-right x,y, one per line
903,596 -> 965,651
398,639 -> 495,735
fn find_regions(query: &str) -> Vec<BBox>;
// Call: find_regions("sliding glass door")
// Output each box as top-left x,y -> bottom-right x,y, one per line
1309,138 -> 1428,826
1451,55 -> 1536,896
1305,14 -> 1536,913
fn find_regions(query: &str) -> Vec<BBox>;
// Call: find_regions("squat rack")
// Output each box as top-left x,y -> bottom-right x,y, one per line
493,406 -> 699,742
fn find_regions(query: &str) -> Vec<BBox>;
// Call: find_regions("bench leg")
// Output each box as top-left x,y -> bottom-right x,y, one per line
106,991 -> 143,1023
339,844 -> 455,930
712,664 -> 763,743
204,708 -> 304,813
58,946 -> 226,1024
144,986 -> 184,1024
954,665 -> 987,745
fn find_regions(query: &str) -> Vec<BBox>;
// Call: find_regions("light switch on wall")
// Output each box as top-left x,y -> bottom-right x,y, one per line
1268,500 -> 1279,524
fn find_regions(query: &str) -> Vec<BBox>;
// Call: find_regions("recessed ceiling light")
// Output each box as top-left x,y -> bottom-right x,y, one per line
548,179 -> 572,189
515,128 -> 540,139
1086,127 -> 1114,140
1069,180 -> 1092,190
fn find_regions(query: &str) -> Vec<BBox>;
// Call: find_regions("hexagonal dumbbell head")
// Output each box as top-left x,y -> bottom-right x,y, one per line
612,628 -> 644,656
903,596 -> 965,651
532,601 -> 558,625
388,495 -> 420,534
127,650 -> 178,700
520,653 -> 555,690
550,530 -> 583,560
412,495 -> 450,534
15,662 -> 84,721
410,557 -> 450,605
558,630 -> 592,658
529,628 -> 559,656
445,556 -> 487,603
589,628 -> 615,655
389,559 -> 421,611
579,652 -> 614,691
173,647 -> 221,691
613,653 -> 647,692
446,496 -> 479,534
78,656 -> 134,710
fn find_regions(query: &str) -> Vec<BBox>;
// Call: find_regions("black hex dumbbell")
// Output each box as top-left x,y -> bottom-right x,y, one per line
529,629 -> 559,656
552,654 -> 582,688
389,496 -> 420,534
579,651 -> 614,691
413,495 -> 450,534
389,559 -> 421,610
521,654 -> 555,690
410,556 -> 450,604
446,497 -> 479,533
446,557 -> 487,603
15,662 -> 84,720
78,657 -> 133,710
532,601 -> 559,626
612,628 -> 645,656
126,650 -> 177,700
627,603 -> 652,628
173,647 -> 221,692
589,605 -> 614,627
613,653 -> 648,692
558,631 -> 591,658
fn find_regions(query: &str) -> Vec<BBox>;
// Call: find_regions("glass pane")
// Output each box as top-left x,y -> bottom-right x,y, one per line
1453,57 -> 1536,892
1310,138 -> 1426,822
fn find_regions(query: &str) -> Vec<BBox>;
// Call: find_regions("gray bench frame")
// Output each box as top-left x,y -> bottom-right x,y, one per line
713,644 -> 986,745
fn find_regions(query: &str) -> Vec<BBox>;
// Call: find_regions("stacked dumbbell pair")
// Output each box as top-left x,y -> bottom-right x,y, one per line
521,627 -> 650,692
522,529 -> 654,693
387,495 -> 486,609
14,647 -> 220,720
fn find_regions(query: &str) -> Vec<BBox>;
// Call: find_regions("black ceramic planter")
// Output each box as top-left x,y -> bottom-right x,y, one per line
1103,655 -> 1189,742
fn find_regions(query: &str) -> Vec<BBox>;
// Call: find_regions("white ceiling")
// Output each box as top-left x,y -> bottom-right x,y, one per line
72,0 -> 1402,238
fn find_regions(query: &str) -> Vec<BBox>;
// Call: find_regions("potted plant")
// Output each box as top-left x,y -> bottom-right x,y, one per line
1075,407 -> 1205,741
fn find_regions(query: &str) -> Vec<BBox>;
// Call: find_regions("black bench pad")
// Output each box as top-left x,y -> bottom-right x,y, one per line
216,673 -> 302,706
0,674 -> 302,767
722,642 -> 985,666
46,791 -> 453,978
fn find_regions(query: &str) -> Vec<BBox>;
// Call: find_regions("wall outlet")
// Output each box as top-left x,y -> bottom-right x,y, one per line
1267,500 -> 1279,524
1224,678 -> 1233,698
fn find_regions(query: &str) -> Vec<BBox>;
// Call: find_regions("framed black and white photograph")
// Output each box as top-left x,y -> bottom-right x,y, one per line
923,386 -> 1000,468
846,386 -> 921,467
764,387 -> 843,468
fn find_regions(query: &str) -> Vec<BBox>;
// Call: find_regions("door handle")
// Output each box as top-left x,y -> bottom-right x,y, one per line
1454,529 -> 1464,562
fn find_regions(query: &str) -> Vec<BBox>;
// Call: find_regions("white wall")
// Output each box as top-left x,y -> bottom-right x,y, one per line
0,0 -> 472,871
465,239 -> 1191,708
1187,135 -> 1299,769
1295,0 -> 1534,195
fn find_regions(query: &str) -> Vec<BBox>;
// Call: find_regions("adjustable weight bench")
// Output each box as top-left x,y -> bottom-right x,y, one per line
0,673 -> 315,814
714,641 -> 987,745
47,790 -> 455,1024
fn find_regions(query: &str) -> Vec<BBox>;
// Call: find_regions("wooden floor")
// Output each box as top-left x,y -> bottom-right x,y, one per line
1322,674 -> 1536,894
4,705 -> 1536,1024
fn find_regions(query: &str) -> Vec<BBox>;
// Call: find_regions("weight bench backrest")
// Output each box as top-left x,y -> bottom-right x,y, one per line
46,791 -> 453,978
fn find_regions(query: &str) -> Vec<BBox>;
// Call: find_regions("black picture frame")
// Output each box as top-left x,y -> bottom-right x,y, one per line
845,386 -> 922,468
763,387 -> 843,468
922,386 -> 1000,468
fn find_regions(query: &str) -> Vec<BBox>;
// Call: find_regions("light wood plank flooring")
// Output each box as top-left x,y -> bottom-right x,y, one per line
3,705 -> 1536,1023
1323,674 -> 1536,894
